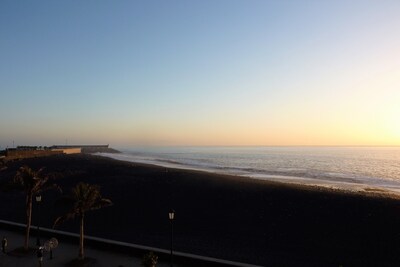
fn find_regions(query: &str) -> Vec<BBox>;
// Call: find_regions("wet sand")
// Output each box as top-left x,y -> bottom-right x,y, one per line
1,154 -> 400,266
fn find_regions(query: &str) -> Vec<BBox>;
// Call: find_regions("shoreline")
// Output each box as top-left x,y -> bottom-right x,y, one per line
2,154 -> 400,266
96,152 -> 400,199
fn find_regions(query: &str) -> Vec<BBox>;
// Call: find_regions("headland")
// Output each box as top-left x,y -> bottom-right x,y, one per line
0,144 -> 119,161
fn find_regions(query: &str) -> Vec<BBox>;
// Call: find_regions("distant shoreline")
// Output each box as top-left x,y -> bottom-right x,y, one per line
1,145 -> 120,161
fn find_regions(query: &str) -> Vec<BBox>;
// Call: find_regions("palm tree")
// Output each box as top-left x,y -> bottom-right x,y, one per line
13,165 -> 60,250
54,182 -> 112,260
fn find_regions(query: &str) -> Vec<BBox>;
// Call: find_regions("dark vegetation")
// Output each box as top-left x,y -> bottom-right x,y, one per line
54,182 -> 112,260
11,165 -> 60,250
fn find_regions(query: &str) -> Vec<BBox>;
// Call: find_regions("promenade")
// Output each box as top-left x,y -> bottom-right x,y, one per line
0,220 -> 261,267
0,228 -> 173,267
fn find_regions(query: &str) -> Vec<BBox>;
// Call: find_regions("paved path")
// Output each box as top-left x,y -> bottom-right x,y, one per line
0,229 -> 173,267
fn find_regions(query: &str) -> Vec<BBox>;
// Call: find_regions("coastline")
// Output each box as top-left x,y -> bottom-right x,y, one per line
1,154 -> 400,266
97,152 -> 400,198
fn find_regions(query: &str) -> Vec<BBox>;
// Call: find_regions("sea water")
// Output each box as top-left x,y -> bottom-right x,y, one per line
98,146 -> 400,194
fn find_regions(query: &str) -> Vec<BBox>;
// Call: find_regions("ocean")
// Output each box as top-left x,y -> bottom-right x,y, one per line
98,146 -> 400,194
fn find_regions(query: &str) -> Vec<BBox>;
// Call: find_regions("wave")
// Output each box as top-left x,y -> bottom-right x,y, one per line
96,149 -> 400,195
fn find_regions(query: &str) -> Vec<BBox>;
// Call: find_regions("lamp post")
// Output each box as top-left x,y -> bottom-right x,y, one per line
36,195 -> 42,246
169,209 -> 175,267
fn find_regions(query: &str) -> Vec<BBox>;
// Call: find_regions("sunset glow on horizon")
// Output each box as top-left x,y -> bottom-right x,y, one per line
1,1 -> 400,148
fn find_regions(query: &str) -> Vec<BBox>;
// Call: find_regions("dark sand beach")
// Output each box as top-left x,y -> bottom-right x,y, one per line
1,154 -> 400,266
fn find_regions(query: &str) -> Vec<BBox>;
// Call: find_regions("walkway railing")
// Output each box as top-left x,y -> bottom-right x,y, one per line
0,219 -> 262,267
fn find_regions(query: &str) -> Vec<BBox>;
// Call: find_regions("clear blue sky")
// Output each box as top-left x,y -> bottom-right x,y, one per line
1,0 -> 400,148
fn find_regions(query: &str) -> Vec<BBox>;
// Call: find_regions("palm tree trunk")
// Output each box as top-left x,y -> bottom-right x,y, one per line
79,213 -> 84,260
25,192 -> 32,250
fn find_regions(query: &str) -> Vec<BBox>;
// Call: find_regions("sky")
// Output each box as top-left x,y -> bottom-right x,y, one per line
1,0 -> 400,148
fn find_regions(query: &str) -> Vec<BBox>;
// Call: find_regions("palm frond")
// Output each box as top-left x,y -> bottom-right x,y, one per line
89,198 -> 113,211
53,212 -> 76,228
13,165 -> 60,195
54,182 -> 112,227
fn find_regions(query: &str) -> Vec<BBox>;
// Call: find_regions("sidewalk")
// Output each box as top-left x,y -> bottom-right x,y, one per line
0,228 -> 172,267
0,220 -> 262,267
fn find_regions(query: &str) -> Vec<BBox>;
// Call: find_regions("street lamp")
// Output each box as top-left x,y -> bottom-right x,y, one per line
35,195 -> 42,246
169,209 -> 175,267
